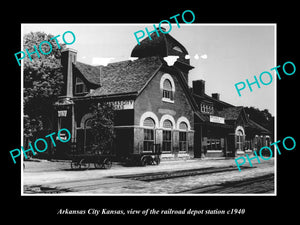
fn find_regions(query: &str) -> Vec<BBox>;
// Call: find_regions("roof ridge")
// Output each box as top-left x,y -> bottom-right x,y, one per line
106,59 -> 131,67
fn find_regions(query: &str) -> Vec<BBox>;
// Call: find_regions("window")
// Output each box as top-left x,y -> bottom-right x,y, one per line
163,130 -> 172,152
201,104 -> 205,112
162,119 -> 173,152
160,74 -> 175,103
179,122 -> 188,152
75,77 -> 87,94
206,138 -> 222,150
236,130 -> 243,151
162,79 -> 173,101
179,121 -> 188,130
143,117 -> 155,127
163,89 -> 173,100
144,129 -> 154,152
163,119 -> 173,129
179,132 -> 187,152
143,117 -> 155,152
207,139 -> 211,150
200,103 -> 214,114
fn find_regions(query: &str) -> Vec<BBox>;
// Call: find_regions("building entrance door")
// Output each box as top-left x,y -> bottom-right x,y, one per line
115,128 -> 132,160
236,129 -> 244,151
226,134 -> 235,157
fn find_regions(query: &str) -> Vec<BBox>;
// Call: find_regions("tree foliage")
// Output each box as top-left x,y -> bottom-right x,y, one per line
244,107 -> 274,134
23,31 -> 66,140
87,102 -> 115,154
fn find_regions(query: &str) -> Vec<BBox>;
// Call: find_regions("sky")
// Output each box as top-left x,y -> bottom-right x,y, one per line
22,24 -> 276,115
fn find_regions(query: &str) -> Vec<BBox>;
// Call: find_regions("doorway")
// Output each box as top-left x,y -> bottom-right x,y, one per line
115,128 -> 133,159
236,129 -> 244,151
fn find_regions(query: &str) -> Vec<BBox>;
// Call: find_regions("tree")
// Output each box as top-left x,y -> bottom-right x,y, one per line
244,107 -> 274,134
87,102 -> 115,154
23,31 -> 66,142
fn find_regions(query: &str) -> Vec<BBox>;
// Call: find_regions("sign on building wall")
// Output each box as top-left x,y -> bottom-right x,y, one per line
209,115 -> 225,124
103,100 -> 134,110
58,110 -> 67,117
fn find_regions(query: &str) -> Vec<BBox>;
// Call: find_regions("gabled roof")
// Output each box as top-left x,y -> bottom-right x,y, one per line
247,119 -> 271,134
217,106 -> 270,133
72,56 -> 200,114
72,30 -> 193,99
218,106 -> 245,121
73,56 -> 163,97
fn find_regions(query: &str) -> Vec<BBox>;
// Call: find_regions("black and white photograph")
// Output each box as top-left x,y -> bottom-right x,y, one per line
21,24 -> 276,195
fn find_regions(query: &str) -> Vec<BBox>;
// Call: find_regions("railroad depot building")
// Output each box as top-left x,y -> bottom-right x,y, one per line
54,30 -> 272,160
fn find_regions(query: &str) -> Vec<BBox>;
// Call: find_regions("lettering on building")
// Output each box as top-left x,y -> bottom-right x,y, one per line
209,115 -> 225,124
58,110 -> 67,117
99,100 -> 134,110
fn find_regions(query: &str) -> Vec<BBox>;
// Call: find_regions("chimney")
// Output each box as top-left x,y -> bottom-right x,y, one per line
61,48 -> 77,97
212,93 -> 220,100
192,80 -> 205,96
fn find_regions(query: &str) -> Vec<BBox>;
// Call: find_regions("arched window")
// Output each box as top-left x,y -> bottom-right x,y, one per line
163,119 -> 173,129
179,122 -> 188,130
176,116 -> 191,131
162,119 -> 173,152
163,79 -> 173,101
85,119 -> 93,128
179,122 -> 188,152
236,129 -> 244,151
160,74 -> 175,103
140,111 -> 159,128
143,117 -> 155,128
143,117 -> 155,152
